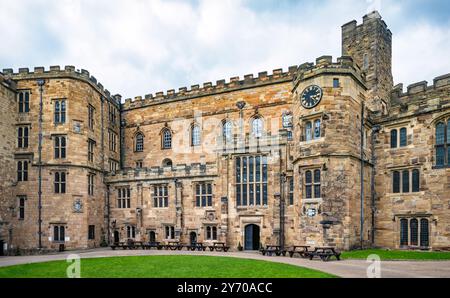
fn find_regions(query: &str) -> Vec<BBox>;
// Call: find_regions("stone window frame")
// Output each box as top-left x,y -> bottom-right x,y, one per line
16,160 -> 29,182
164,225 -> 176,240
52,225 -> 66,243
388,122 -> 409,149
134,131 -> 145,152
87,172 -> 95,196
391,167 -> 420,194
222,119 -> 233,143
299,112 -> 324,143
152,184 -> 169,208
235,155 -> 268,208
287,176 -> 294,205
17,90 -> 30,113
87,138 -> 96,163
250,116 -> 264,138
54,171 -> 67,194
160,128 -> 172,150
108,130 -> 118,152
109,159 -> 119,173
194,181 -> 213,208
17,125 -> 30,149
191,122 -> 201,147
205,225 -> 218,241
17,195 -> 26,220
126,225 -> 136,239
397,215 -> 430,248
135,160 -> 143,169
53,98 -> 67,124
52,134 -> 67,159
303,168 -> 321,200
434,115 -> 450,168
117,186 -> 131,209
108,102 -> 117,127
87,104 -> 95,131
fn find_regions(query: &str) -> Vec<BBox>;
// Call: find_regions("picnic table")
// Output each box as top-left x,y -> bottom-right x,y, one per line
305,246 -> 341,261
186,242 -> 207,251
110,239 -> 142,250
260,245 -> 286,256
288,245 -> 311,258
143,241 -> 162,250
208,242 -> 230,252
163,241 -> 183,250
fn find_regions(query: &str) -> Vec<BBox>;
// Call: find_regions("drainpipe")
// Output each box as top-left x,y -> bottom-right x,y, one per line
360,103 -> 365,249
37,79 -> 45,250
370,125 -> 381,245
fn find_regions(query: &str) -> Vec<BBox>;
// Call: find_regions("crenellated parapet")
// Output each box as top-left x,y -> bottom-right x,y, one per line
391,73 -> 450,100
372,73 -> 450,122
2,66 -> 121,107
121,66 -> 298,111
293,55 -> 367,90
106,162 -> 218,183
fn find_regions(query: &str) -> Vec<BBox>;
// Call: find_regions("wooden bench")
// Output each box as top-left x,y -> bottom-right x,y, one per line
305,246 -> 341,261
143,241 -> 162,250
110,239 -> 140,250
208,242 -> 230,252
260,245 -> 286,256
163,241 -> 182,251
288,245 -> 311,258
186,242 -> 206,251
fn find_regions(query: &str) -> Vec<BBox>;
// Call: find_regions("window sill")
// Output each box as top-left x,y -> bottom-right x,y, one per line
432,165 -> 450,170
236,205 -> 269,210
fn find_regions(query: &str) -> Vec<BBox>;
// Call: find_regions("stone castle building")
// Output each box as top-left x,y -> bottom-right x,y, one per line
1,12 -> 449,254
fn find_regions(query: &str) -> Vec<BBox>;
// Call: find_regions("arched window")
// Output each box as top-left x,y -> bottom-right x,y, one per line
390,129 -> 398,148
410,218 -> 418,246
402,170 -> 410,193
412,169 -> 420,192
435,121 -> 447,166
314,119 -> 321,139
162,158 -> 172,167
251,117 -> 263,138
392,171 -> 400,193
191,124 -> 201,146
399,127 -> 407,147
162,129 -> 172,149
135,133 -> 144,152
222,120 -> 233,142
400,218 -> 408,246
420,219 -> 429,247
305,121 -> 312,141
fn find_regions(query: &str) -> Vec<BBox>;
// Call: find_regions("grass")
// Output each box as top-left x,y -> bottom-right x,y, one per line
342,249 -> 450,260
0,255 -> 335,278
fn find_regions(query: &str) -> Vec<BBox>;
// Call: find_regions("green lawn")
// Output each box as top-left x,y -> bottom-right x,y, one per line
0,255 -> 335,278
342,249 -> 450,260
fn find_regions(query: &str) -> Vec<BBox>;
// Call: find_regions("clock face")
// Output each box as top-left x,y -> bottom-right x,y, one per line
300,85 -> 323,109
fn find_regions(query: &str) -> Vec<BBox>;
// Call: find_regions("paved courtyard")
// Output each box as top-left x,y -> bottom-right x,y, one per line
1,248 -> 450,278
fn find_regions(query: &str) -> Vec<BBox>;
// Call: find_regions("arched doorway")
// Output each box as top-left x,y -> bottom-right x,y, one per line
189,232 -> 197,245
244,224 -> 260,250
149,231 -> 156,243
113,231 -> 120,244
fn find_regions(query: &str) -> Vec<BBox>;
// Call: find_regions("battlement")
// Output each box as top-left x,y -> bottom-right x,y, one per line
122,66 -> 297,110
391,73 -> 450,100
106,162 -> 218,183
342,10 -> 391,36
293,55 -> 366,89
1,66 -> 121,107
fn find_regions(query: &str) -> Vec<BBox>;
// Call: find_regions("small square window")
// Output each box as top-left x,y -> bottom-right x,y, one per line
333,78 -> 340,88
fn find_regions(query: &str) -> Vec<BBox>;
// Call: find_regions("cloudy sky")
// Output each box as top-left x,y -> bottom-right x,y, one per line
0,0 -> 449,99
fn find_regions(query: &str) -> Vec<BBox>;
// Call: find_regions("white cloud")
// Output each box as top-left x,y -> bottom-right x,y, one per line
0,0 -> 449,98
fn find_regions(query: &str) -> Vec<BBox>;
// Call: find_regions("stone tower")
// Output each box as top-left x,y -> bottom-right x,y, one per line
342,11 -> 393,112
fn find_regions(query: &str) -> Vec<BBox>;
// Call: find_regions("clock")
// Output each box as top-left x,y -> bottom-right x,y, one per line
300,85 -> 323,109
